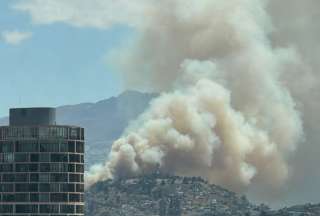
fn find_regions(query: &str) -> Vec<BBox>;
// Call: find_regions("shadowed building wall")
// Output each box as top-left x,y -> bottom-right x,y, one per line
0,108 -> 85,216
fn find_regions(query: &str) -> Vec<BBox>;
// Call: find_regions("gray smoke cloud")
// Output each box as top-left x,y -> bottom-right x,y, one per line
262,0 -> 320,206
86,0 -> 307,197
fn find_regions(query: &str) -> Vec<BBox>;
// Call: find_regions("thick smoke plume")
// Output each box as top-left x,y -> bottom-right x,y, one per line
86,0 -> 306,193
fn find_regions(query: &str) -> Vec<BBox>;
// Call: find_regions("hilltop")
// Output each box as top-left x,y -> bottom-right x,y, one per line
85,174 -> 320,216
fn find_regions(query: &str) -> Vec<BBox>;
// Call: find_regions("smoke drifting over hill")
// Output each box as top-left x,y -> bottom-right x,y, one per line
86,0 -> 310,195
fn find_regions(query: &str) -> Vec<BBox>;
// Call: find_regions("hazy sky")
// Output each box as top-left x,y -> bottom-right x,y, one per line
0,0 -> 133,117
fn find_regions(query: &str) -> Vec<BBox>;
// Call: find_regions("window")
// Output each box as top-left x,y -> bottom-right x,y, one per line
40,143 -> 59,152
69,174 -> 80,182
39,193 -> 50,202
61,153 -> 69,162
76,184 -> 84,192
50,193 -> 68,202
3,153 -> 14,162
39,127 -> 49,139
51,153 -> 68,162
81,154 -> 84,163
30,193 -> 39,202
15,153 -> 28,162
0,164 -> 13,172
15,173 -> 28,182
69,193 -> 80,202
60,205 -> 74,214
76,164 -> 84,173
50,183 -> 59,192
69,154 -> 80,163
76,205 -> 84,213
0,205 -> 13,213
30,153 -> 39,162
30,173 -> 39,182
16,183 -> 36,192
29,183 -> 38,192
57,127 -> 68,139
61,163 -> 69,172
16,204 -> 38,213
50,163 -> 60,172
2,194 -> 14,202
39,153 -> 50,162
39,184 -> 50,192
51,173 -> 68,182
81,128 -> 85,140
29,163 -> 39,172
60,183 -> 75,192
70,128 -> 79,139
39,204 -> 59,213
16,142 -> 38,152
76,141 -> 84,153
3,174 -> 14,182
39,173 -> 50,182
16,164 -> 29,172
60,141 -> 68,152
15,183 -> 28,192
68,164 -> 75,172
80,193 -> 84,202
1,142 -> 14,152
40,163 -> 50,172
16,163 -> 37,172
16,193 -> 29,202
40,143 -> 47,152
68,141 -> 75,152
48,127 -> 59,138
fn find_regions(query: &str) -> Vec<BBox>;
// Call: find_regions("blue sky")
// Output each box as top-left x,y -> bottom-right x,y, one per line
0,1 -> 133,117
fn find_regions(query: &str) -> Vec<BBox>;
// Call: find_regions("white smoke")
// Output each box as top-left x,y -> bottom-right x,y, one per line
86,0 -> 305,193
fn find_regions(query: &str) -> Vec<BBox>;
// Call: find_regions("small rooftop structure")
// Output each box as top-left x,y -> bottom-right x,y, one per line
9,107 -> 56,126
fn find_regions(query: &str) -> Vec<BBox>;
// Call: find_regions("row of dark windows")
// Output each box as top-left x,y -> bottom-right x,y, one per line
0,163 -> 84,173
0,163 -> 84,174
0,192 -> 84,203
0,204 -> 84,214
0,126 -> 84,141
0,183 -> 83,193
1,173 -> 84,183
0,183 -> 84,192
0,153 -> 84,165
0,214 -> 84,216
0,141 -> 84,153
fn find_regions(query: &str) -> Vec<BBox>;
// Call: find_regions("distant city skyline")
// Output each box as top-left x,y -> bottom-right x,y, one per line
0,1 -> 134,117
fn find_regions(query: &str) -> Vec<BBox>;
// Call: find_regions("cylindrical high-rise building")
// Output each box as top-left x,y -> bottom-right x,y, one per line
0,108 -> 84,216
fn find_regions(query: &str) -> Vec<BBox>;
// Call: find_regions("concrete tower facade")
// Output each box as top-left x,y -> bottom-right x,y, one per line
0,108 -> 84,216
